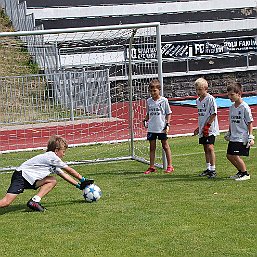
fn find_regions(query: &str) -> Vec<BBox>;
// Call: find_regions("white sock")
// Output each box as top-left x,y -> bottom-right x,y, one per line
32,195 -> 41,202
210,165 -> 216,171
206,163 -> 211,170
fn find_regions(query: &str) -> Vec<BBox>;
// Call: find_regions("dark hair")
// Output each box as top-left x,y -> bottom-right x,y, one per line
149,79 -> 161,90
227,82 -> 242,94
46,135 -> 68,152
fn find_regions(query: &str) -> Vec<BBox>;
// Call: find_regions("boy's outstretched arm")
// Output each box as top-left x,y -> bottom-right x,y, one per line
59,166 -> 94,190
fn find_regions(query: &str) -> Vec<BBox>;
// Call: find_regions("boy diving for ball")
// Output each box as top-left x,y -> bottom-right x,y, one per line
0,135 -> 94,212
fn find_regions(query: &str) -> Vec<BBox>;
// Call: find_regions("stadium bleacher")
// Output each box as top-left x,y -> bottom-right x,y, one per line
1,0 -> 257,96
22,0 -> 202,8
25,1 -> 257,41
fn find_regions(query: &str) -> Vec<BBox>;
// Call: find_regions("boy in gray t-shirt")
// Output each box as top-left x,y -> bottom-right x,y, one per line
225,82 -> 254,181
193,78 -> 219,178
143,79 -> 174,174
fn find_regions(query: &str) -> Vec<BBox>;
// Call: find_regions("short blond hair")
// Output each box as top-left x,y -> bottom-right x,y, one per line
195,78 -> 208,89
46,135 -> 68,152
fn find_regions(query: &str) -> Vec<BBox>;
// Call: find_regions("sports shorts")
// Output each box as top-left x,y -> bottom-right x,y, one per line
199,135 -> 215,145
7,170 -> 37,194
147,132 -> 168,141
227,141 -> 250,156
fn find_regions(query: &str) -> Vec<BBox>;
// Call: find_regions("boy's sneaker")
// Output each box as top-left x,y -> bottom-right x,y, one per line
144,167 -> 157,175
27,199 -> 46,212
229,171 -> 242,179
235,173 -> 250,181
208,171 -> 217,179
199,169 -> 210,177
165,166 -> 174,174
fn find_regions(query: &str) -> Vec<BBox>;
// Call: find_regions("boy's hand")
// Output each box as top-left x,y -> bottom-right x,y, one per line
202,123 -> 211,137
224,131 -> 231,141
76,177 -> 94,190
163,123 -> 169,133
193,127 -> 199,136
143,120 -> 148,128
79,179 -> 94,190
246,135 -> 255,148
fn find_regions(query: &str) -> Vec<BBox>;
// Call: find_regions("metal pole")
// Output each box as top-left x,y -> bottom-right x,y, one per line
68,71 -> 74,121
156,23 -> 167,170
128,29 -> 137,158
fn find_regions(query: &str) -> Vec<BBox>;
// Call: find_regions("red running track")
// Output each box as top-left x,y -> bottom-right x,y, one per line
0,103 -> 256,152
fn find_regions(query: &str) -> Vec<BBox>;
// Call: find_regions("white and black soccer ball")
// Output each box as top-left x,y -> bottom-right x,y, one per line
83,184 -> 102,203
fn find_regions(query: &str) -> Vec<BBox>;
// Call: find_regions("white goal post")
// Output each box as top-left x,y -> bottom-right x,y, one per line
0,22 -> 167,171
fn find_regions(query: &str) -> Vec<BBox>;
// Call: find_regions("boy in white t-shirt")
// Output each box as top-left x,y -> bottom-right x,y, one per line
0,135 -> 94,212
225,82 -> 254,181
193,78 -> 220,178
143,79 -> 174,174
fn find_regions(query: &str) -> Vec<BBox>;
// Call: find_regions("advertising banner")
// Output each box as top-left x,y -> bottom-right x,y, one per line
129,36 -> 257,59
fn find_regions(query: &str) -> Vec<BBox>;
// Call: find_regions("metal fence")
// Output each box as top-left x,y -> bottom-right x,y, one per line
0,69 -> 111,124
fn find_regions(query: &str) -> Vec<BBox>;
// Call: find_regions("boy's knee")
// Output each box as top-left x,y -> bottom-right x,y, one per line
49,177 -> 57,186
42,176 -> 57,187
162,144 -> 169,151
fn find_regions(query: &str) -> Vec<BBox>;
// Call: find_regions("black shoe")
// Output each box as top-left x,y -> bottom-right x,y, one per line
27,199 -> 46,212
208,171 -> 217,179
79,179 -> 94,190
229,171 -> 242,179
199,169 -> 210,177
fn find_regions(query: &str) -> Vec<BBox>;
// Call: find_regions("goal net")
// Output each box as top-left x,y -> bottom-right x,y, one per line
0,22 -> 165,171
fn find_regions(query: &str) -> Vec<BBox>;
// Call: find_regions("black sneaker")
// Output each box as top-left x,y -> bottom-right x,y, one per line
235,173 -> 250,181
229,171 -> 242,179
27,199 -> 46,212
79,179 -> 94,190
199,169 -> 210,176
208,171 -> 217,179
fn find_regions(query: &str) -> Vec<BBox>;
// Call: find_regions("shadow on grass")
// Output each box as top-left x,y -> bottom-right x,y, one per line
44,199 -> 97,209
87,170 -> 144,176
88,168 -> 231,181
127,173 -> 230,182
0,204 -> 28,215
0,199 -> 89,215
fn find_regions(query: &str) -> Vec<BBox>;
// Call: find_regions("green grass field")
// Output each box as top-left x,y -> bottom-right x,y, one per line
0,132 -> 256,257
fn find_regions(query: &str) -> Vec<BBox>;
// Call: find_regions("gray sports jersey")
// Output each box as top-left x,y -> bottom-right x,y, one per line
17,151 -> 67,185
196,93 -> 219,137
229,101 -> 253,143
147,96 -> 172,133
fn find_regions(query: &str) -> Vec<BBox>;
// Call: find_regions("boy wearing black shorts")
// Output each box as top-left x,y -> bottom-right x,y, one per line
193,78 -> 220,178
143,79 -> 174,174
225,82 -> 254,181
0,135 -> 94,211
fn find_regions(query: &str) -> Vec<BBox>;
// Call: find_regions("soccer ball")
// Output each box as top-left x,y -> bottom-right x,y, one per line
83,184 -> 102,202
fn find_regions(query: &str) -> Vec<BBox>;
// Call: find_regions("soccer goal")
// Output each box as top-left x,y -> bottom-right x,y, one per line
0,22 -> 167,171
